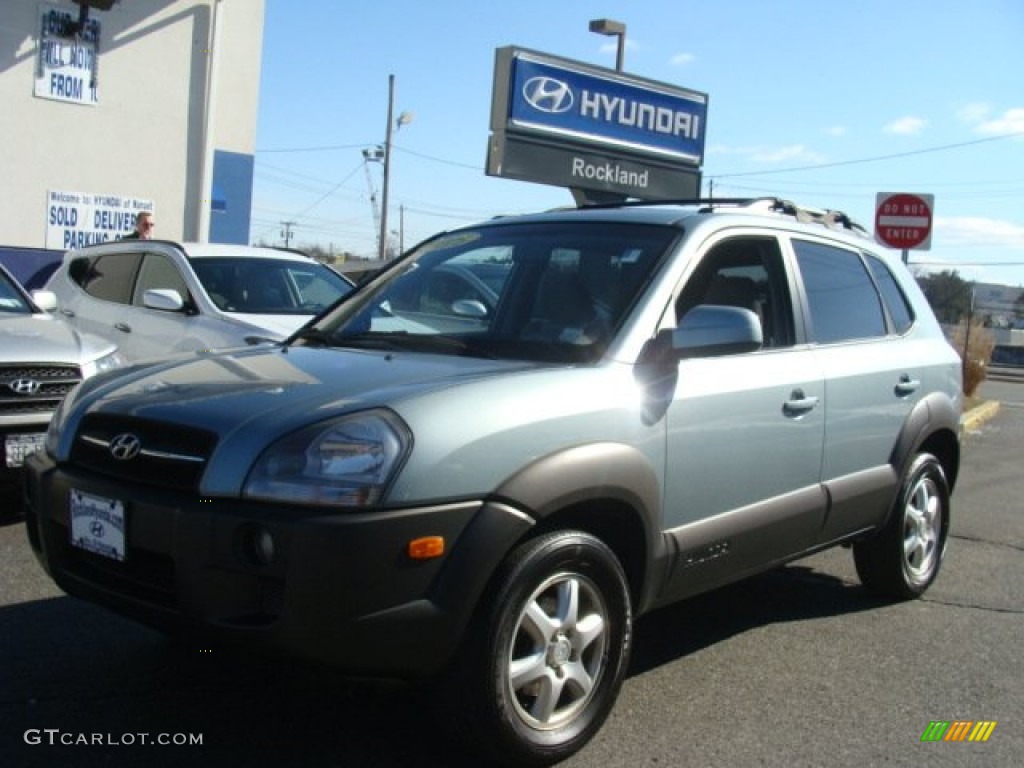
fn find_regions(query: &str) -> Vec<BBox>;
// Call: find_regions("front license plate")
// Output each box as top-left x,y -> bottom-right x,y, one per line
70,489 -> 126,562
5,433 -> 46,468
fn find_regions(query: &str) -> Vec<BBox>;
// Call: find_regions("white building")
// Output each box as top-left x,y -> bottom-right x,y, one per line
0,0 -> 265,251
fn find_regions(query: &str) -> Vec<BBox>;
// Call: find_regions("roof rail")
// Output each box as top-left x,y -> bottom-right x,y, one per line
576,196 -> 870,238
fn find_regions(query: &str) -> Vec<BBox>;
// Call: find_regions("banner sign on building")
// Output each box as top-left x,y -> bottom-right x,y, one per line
36,3 -> 100,106
46,190 -> 154,250
488,47 -> 708,201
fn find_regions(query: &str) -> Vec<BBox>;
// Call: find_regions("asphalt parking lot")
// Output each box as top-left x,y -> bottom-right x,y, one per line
1,379 -> 1021,767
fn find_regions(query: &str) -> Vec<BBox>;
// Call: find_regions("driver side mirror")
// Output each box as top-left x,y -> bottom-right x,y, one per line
672,305 -> 763,358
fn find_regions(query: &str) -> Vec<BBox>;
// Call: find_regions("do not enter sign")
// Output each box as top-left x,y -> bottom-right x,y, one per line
875,192 -> 934,251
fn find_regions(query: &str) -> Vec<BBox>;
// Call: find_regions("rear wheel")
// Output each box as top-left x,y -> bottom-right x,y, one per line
446,530 -> 632,767
854,453 -> 950,598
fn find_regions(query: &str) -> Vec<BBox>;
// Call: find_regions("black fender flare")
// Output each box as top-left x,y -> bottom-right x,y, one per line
493,441 -> 667,611
888,391 -> 961,500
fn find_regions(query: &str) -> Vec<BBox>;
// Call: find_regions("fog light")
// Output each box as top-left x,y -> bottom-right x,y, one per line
241,525 -> 276,566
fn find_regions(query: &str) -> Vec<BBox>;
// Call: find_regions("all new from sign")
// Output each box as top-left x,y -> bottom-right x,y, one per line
36,3 -> 100,106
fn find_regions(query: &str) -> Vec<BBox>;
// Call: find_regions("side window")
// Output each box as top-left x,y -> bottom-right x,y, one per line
133,253 -> 189,305
80,252 -> 142,304
865,254 -> 914,335
675,236 -> 794,349
793,240 -> 885,344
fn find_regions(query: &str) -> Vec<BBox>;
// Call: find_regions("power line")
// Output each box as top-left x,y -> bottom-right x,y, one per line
709,131 -> 1023,179
257,142 -> 373,153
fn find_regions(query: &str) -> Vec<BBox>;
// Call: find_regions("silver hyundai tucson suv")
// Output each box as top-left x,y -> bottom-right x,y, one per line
1,263 -> 122,503
24,198 -> 961,766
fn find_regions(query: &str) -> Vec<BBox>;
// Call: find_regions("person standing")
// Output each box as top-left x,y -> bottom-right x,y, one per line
124,211 -> 155,239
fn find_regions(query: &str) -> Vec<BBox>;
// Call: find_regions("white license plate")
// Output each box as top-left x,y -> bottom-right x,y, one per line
5,432 -> 46,468
70,489 -> 126,562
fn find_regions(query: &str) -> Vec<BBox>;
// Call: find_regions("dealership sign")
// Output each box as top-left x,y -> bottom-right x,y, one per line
35,4 -> 100,106
46,190 -> 154,250
488,47 -> 708,200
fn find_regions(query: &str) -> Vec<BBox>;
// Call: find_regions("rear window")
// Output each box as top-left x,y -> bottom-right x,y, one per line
793,240 -> 886,344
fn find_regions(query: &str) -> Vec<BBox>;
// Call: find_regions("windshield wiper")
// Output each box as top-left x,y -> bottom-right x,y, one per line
288,327 -> 337,347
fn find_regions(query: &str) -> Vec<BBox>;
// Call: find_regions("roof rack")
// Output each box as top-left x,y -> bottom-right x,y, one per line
576,196 -> 871,238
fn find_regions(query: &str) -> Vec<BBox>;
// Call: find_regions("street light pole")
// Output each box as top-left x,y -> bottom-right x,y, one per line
589,18 -> 626,71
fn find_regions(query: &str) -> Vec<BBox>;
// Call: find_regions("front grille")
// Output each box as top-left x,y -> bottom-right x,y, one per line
71,414 -> 217,491
0,364 -> 81,415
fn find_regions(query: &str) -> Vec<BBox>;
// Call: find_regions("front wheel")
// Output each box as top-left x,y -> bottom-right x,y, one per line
854,453 -> 950,598
447,531 -> 633,767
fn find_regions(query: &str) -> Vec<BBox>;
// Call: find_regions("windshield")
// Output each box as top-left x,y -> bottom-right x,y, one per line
190,257 -> 354,315
293,221 -> 677,363
0,269 -> 32,315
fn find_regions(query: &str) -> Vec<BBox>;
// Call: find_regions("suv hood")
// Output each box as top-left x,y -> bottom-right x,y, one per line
1,313 -> 115,363
69,344 -> 540,440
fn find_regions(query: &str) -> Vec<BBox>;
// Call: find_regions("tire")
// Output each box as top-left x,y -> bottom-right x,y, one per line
854,453 -> 950,599
445,530 -> 633,767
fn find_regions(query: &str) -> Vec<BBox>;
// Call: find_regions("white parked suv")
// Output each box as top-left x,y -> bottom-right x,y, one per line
0,263 -> 122,497
44,241 -> 354,363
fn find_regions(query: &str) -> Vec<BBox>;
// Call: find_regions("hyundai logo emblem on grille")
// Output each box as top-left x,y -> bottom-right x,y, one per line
9,378 -> 42,395
522,76 -> 574,114
109,433 -> 142,461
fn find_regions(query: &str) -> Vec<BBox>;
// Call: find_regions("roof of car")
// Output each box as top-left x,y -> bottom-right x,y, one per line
175,243 -> 318,261
62,240 -> 320,263
481,197 -> 873,243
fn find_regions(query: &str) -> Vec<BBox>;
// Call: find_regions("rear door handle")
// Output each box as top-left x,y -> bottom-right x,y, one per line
783,389 -> 820,416
895,375 -> 920,396
114,322 -> 131,333
60,308 -> 75,318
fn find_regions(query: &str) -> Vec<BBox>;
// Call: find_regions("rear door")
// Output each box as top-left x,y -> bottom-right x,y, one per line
789,238 -> 920,538
61,250 -> 142,344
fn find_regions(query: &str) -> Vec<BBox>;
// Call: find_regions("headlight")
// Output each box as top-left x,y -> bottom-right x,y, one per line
243,409 -> 411,507
82,350 -> 126,378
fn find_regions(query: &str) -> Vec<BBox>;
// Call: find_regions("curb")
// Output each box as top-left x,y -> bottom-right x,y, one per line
960,400 -> 1001,435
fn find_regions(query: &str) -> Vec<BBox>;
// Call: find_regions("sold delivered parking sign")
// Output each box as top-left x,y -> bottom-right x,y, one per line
46,190 -> 154,249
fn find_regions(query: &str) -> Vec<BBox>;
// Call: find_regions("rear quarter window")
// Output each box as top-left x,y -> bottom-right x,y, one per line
865,254 -> 915,335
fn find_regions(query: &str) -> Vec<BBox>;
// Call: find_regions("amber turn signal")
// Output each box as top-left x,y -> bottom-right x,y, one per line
407,536 -> 445,560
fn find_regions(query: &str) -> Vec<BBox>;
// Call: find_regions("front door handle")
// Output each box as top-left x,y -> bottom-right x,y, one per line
783,389 -> 820,416
114,322 -> 131,333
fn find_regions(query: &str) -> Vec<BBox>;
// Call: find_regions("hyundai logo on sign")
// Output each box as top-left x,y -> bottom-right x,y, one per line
504,50 -> 708,166
522,77 -> 574,113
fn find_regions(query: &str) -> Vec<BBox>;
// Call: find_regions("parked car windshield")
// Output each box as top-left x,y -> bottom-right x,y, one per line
295,221 -> 677,363
190,256 -> 354,315
0,268 -> 33,314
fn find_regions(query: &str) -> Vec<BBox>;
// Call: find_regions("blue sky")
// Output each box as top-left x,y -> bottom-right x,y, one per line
252,0 -> 1024,287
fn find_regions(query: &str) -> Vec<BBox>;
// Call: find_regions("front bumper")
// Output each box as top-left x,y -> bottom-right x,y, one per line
23,451 -> 533,677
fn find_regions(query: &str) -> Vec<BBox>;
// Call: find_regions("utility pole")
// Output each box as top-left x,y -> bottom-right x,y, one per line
280,220 -> 296,248
378,76 -> 414,261
379,74 -> 395,262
